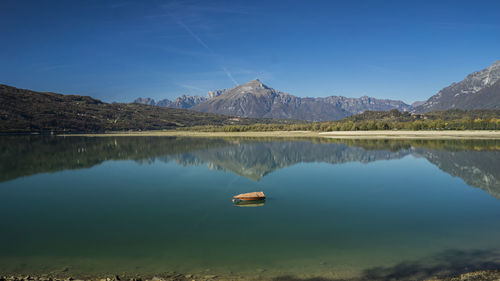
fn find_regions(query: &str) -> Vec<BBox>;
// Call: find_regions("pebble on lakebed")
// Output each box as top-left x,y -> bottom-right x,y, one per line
4,270 -> 500,281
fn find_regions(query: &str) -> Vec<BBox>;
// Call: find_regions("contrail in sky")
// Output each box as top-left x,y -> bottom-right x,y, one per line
176,20 -> 210,50
222,67 -> 238,85
176,20 -> 238,85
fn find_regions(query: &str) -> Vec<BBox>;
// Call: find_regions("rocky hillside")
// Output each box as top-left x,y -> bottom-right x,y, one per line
417,60 -> 500,112
317,95 -> 412,114
134,80 -> 411,121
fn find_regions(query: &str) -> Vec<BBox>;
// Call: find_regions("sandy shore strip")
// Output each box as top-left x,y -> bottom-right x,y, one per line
319,130 -> 500,139
62,130 -> 500,139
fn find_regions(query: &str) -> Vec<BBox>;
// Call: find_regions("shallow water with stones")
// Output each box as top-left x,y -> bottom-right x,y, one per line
1,136 -> 500,280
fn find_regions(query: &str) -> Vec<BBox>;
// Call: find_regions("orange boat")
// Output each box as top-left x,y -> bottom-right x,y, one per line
232,191 -> 266,202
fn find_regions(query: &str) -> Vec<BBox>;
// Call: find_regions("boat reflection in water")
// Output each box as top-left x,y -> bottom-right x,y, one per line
233,199 -> 266,207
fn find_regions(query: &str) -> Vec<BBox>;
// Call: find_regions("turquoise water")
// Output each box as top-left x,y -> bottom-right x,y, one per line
1,136 -> 500,280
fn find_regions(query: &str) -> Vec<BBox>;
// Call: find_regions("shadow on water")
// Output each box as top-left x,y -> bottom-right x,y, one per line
273,249 -> 500,281
233,199 -> 266,207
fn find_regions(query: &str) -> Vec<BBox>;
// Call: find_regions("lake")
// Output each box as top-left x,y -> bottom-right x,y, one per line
1,136 -> 500,280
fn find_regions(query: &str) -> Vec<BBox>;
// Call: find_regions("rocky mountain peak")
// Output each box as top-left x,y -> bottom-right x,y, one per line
207,89 -> 228,99
134,95 -> 206,109
248,79 -> 262,84
133,97 -> 156,106
242,79 -> 270,90
417,60 -> 500,112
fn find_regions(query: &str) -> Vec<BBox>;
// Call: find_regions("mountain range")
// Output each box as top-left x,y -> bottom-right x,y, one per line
135,80 -> 412,121
192,80 -> 414,121
134,95 -> 208,109
135,60 -> 500,120
1,60 -> 499,129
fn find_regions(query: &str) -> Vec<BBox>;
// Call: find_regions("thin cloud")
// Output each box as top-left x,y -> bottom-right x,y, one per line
222,67 -> 238,85
174,19 -> 238,85
162,8 -> 238,86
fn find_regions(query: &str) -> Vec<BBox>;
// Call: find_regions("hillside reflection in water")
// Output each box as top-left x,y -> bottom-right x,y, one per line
2,136 -> 500,199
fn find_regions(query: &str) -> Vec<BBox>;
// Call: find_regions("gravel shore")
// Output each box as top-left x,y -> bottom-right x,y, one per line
3,269 -> 500,281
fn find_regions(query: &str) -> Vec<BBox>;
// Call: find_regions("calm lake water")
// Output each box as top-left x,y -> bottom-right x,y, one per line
1,136 -> 500,280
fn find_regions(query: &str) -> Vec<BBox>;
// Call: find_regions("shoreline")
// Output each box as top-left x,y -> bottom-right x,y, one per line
59,130 -> 500,139
2,269 -> 500,281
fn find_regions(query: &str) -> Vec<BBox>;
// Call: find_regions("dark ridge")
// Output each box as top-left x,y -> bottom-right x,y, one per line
0,84 -> 300,133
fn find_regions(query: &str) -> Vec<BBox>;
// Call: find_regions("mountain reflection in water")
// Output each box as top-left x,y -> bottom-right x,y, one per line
1,136 -> 500,199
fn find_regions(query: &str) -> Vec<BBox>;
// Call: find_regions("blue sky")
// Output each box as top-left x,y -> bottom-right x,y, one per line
1,0 -> 499,103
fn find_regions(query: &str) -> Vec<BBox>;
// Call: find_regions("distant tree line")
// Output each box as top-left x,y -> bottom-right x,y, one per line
182,109 -> 500,132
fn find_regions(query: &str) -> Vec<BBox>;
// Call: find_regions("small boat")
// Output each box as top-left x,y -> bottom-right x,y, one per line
232,191 -> 266,202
